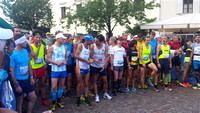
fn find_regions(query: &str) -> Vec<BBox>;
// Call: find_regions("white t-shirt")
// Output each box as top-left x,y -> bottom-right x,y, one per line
111,46 -> 126,66
108,45 -> 115,55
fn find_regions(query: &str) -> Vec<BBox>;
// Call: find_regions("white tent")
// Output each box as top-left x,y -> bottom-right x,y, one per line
141,13 -> 200,32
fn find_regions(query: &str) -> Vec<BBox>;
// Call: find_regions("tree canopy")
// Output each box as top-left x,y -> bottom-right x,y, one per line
62,0 -> 160,38
0,0 -> 53,30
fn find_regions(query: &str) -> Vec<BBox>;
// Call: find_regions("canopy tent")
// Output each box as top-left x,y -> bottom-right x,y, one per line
141,13 -> 200,32
0,17 -> 12,29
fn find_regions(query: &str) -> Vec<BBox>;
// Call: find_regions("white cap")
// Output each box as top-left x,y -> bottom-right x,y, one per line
133,35 -> 138,38
55,33 -> 67,39
0,28 -> 13,40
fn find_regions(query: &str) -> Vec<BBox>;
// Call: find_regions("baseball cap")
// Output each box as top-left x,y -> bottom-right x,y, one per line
84,35 -> 95,41
117,37 -> 123,41
46,32 -> 50,35
133,35 -> 138,38
0,28 -> 13,40
55,33 -> 67,39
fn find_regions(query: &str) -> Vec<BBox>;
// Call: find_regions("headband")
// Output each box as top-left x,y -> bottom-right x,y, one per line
14,35 -> 27,45
48,38 -> 53,43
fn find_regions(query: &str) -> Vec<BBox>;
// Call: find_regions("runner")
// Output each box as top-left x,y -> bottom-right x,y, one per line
30,30 -> 49,106
75,35 -> 94,106
111,37 -> 126,96
180,39 -> 193,87
126,40 -> 139,93
156,36 -> 172,91
139,36 -> 158,93
63,35 -> 73,98
90,34 -> 112,103
10,34 -> 37,113
46,38 -> 53,89
189,34 -> 200,89
47,33 -> 68,111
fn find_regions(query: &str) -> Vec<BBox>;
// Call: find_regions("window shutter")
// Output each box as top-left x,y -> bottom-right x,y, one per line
176,0 -> 183,14
193,0 -> 200,13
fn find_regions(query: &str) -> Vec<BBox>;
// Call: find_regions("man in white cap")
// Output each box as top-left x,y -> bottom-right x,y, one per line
47,33 -> 68,111
10,34 -> 37,113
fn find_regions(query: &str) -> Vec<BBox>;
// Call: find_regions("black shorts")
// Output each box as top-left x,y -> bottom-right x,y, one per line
153,58 -> 157,67
14,79 -> 34,97
157,59 -> 170,74
66,65 -> 73,75
139,61 -> 151,68
113,66 -> 124,71
172,56 -> 180,66
90,66 -> 107,76
124,59 -> 128,70
130,65 -> 137,70
46,64 -> 52,72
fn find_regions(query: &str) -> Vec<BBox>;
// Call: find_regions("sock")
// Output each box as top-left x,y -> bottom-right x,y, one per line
117,79 -> 122,89
168,74 -> 171,83
58,88 -> 64,98
51,91 -> 56,104
195,74 -> 199,85
113,81 -> 117,90
57,98 -> 61,103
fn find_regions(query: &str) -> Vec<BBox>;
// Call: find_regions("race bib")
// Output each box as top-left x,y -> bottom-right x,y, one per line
34,57 -> 43,64
117,60 -> 124,65
143,55 -> 149,61
20,66 -> 28,75
152,55 -> 156,59
164,54 -> 169,58
55,58 -> 65,62
131,56 -> 137,62
194,56 -> 200,61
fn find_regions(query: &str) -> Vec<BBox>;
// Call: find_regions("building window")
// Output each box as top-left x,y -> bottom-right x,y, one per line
61,7 -> 66,18
183,0 -> 193,13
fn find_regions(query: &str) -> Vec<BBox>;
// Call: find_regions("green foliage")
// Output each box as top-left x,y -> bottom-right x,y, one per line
0,0 -> 53,30
62,0 -> 159,38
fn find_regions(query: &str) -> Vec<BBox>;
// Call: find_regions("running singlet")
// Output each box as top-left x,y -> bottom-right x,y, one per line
193,43 -> 200,61
139,44 -> 151,64
78,43 -> 90,69
136,41 -> 144,58
51,45 -> 66,72
111,46 -> 126,66
108,45 -> 115,63
127,48 -> 138,66
30,44 -> 45,69
158,45 -> 170,59
74,42 -> 79,64
91,44 -> 106,68
149,39 -> 157,59
10,49 -> 30,80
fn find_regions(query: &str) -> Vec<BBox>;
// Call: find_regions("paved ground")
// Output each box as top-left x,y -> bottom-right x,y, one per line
30,82 -> 200,113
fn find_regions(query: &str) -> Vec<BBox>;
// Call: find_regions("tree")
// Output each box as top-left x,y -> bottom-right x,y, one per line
62,0 -> 159,38
0,0 -> 53,30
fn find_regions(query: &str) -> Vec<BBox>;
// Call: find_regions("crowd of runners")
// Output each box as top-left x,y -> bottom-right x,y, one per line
1,26 -> 200,113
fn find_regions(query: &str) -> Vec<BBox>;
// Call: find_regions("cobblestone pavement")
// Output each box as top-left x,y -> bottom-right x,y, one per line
31,83 -> 200,113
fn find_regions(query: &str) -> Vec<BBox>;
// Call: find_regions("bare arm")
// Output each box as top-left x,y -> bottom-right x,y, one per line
150,46 -> 153,62
30,44 -> 41,59
65,46 -> 68,64
75,44 -> 89,63
139,45 -> 144,65
156,44 -> 161,63
90,44 -> 94,59
28,62 -> 33,77
104,46 -> 109,67
47,46 -> 58,65
10,67 -> 17,83
189,44 -> 194,64
73,43 -> 78,58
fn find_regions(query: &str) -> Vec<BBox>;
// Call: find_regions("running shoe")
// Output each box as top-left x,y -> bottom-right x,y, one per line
175,80 -> 180,84
51,104 -> 56,111
83,97 -> 91,106
159,81 -> 164,85
154,86 -> 159,92
147,78 -> 154,87
164,86 -> 168,91
168,87 -> 173,91
75,97 -> 81,106
186,82 -> 192,86
168,84 -> 175,88
41,100 -> 49,106
193,85 -> 200,89
95,95 -> 100,103
131,88 -> 138,93
137,84 -> 142,89
144,84 -> 148,89
88,92 -> 95,97
80,95 -> 86,101
56,102 -> 64,109
142,88 -> 146,93
103,93 -> 112,100
197,83 -> 200,87
126,88 -> 131,94
112,90 -> 117,96
117,89 -> 125,95
180,83 -> 187,87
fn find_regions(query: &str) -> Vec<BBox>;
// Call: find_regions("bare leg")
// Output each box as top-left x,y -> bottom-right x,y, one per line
83,73 -> 90,97
126,68 -> 132,88
16,96 -> 24,113
140,67 -> 145,88
102,76 -> 108,93
27,91 -> 37,113
92,74 -> 99,95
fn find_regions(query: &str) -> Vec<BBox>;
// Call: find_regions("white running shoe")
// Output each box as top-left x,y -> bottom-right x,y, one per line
95,95 -> 100,103
103,93 -> 112,100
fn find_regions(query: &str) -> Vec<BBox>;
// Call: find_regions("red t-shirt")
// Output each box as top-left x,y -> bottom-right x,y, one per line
122,40 -> 130,53
167,41 -> 181,50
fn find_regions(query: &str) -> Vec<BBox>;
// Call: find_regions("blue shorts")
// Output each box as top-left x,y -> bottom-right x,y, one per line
51,71 -> 67,78
157,59 -> 170,74
90,66 -> 107,76
79,69 -> 90,75
14,79 -> 34,97
193,60 -> 200,71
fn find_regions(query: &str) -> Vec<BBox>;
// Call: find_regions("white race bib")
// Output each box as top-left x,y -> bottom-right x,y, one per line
194,56 -> 200,61
34,57 -> 43,64
143,55 -> 149,60
20,66 -> 28,75
152,55 -> 156,59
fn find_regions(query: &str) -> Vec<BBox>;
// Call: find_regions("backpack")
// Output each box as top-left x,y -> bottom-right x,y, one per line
0,69 -> 16,110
